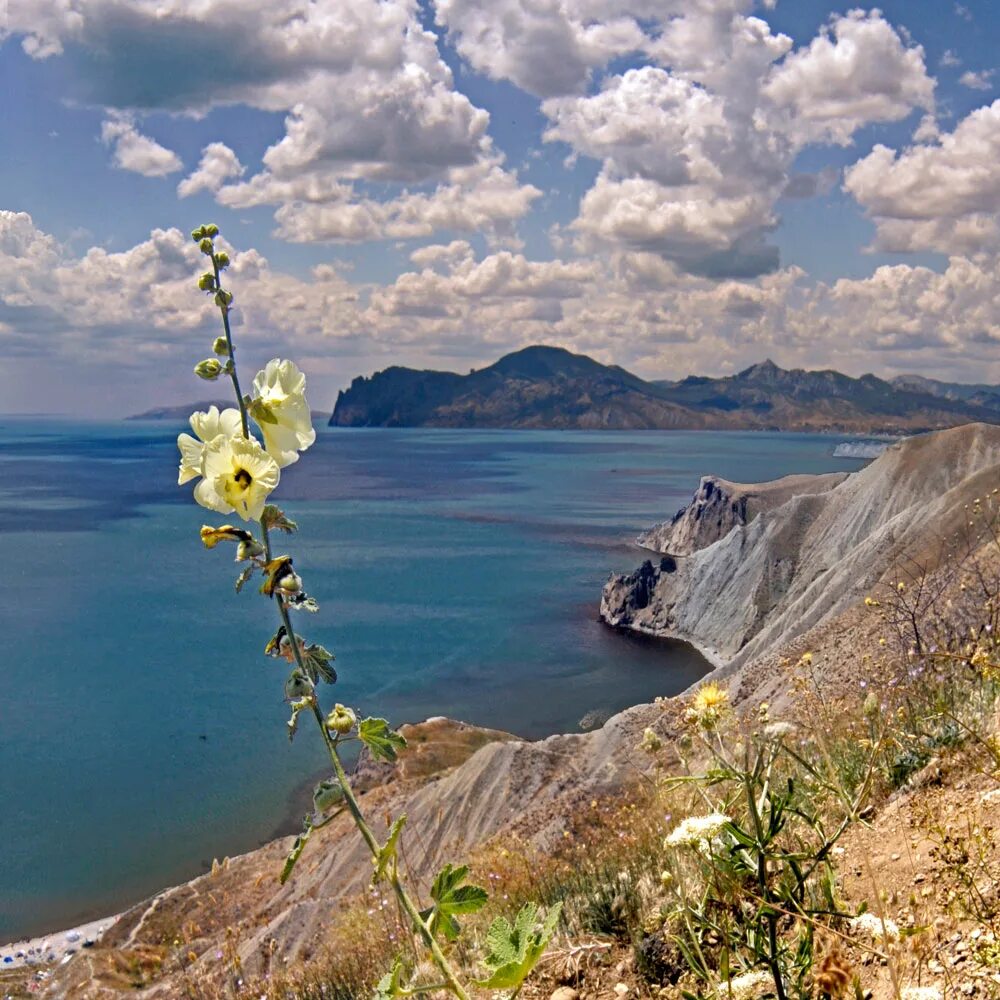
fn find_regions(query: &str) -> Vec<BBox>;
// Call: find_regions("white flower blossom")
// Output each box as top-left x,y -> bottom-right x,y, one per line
195,433 -> 280,522
251,359 -> 316,468
716,969 -> 773,1000
848,912 -> 900,942
664,812 -> 730,850
177,405 -> 243,484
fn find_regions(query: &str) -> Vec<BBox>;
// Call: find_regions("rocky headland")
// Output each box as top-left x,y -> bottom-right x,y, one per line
603,423 -> 1000,675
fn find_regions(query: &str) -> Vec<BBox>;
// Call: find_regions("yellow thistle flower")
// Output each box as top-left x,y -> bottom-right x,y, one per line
686,682 -> 729,728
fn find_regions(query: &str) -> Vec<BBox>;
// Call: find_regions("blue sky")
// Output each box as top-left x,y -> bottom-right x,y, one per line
1,0 -> 998,415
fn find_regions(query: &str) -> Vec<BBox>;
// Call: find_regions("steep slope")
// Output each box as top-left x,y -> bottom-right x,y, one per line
331,347 -> 1000,432
637,472 -> 848,555
602,423 -> 1000,667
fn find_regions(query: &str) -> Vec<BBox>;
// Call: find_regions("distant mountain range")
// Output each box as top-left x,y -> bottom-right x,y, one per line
329,346 -> 1000,433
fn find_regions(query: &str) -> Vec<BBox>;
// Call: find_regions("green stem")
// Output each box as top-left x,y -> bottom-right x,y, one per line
212,258 -> 249,439
208,265 -> 470,1000
316,714 -> 471,1000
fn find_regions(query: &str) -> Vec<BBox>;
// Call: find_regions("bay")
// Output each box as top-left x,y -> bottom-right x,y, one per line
0,421 -> 867,939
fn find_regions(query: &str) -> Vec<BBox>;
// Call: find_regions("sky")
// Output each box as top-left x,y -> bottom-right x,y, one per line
1,0 -> 999,415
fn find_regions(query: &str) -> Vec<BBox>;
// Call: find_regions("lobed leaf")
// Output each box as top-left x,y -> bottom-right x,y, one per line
359,717 -> 407,763
474,901 -> 562,990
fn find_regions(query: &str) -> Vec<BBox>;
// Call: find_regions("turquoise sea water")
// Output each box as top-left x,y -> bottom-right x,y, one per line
0,421 -> 868,940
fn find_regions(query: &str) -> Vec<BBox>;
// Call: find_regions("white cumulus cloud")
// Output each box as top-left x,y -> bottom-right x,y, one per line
844,100 -> 1000,254
178,143 -> 245,198
100,115 -> 182,177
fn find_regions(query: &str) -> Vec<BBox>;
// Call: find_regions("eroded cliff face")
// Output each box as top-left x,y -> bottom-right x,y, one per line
637,473 -> 848,555
603,423 -> 1000,671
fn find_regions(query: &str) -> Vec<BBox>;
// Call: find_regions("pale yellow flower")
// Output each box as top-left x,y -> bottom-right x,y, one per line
251,359 -> 316,468
195,434 -> 280,521
177,406 -> 243,484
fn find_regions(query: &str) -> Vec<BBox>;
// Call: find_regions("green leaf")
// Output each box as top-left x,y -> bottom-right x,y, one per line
235,563 -> 256,593
420,863 -> 488,942
372,957 -> 408,1000
372,815 -> 407,885
280,820 -> 313,885
261,504 -> 297,533
313,777 -> 345,814
474,901 -> 562,990
301,642 -> 337,684
359,717 -> 407,763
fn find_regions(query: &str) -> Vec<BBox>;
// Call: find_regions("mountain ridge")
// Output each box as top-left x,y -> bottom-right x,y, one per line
330,345 -> 1000,433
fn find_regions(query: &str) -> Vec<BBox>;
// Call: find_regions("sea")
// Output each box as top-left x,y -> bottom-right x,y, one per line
0,420 -> 869,941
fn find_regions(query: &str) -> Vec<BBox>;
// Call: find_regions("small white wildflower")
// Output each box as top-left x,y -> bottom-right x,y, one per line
901,988 -> 942,1000
716,969 -> 773,1000
848,912 -> 900,942
664,812 -> 729,850
764,721 -> 795,739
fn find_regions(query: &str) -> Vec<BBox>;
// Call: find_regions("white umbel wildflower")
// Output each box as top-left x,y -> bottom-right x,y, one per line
716,969 -> 773,1000
848,912 -> 900,942
664,812 -> 729,850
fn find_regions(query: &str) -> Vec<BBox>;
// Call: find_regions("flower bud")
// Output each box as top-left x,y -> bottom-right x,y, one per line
199,238 -> 214,254
214,251 -> 230,268
214,290 -> 233,308
863,691 -> 880,718
277,571 -> 302,595
194,358 -> 224,381
191,226 -> 206,242
204,224 -> 219,238
197,273 -> 215,292
212,336 -> 230,356
326,704 -> 356,735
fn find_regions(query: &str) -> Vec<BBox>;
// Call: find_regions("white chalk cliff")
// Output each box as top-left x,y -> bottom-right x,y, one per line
603,423 -> 1000,670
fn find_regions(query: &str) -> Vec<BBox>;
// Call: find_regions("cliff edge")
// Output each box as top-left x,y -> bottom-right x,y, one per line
603,422 -> 1000,669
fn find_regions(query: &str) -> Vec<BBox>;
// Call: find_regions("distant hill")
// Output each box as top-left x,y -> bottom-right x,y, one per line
329,346 -> 1000,433
128,403 -> 327,422
127,401 -> 232,421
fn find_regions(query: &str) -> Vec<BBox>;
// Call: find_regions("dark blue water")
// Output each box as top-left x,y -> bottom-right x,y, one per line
0,421 -> 867,939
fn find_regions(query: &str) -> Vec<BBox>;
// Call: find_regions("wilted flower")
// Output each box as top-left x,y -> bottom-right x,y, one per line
251,359 -> 317,468
196,434 -> 280,522
664,812 -> 729,850
177,406 -> 243,486
200,524 -> 253,549
848,912 -> 900,942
